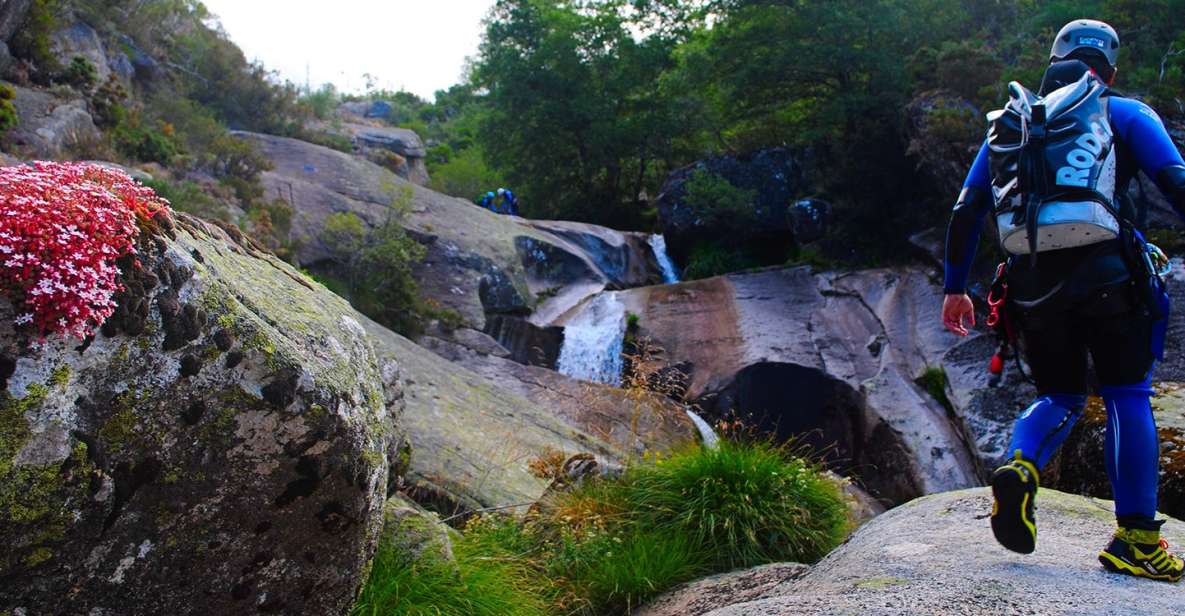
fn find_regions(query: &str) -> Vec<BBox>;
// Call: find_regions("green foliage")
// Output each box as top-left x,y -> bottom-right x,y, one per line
113,122 -> 179,165
681,170 -> 757,229
142,178 -> 231,222
90,76 -> 129,128
683,243 -> 759,281
916,366 -> 954,414
353,522 -> 548,616
0,85 -> 17,133
361,442 -> 851,615
620,441 -> 851,569
9,0 -> 62,80
62,56 -> 98,91
429,146 -> 504,200
298,83 -> 340,120
317,187 -> 428,336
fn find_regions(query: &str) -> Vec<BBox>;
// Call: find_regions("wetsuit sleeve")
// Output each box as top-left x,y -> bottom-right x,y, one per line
1110,97 -> 1185,220
943,140 -> 993,294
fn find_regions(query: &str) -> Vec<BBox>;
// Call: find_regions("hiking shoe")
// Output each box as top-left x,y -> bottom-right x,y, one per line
990,451 -> 1039,554
1099,527 -> 1184,583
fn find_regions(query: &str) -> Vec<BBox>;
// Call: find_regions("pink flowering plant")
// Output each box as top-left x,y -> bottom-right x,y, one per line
0,162 -> 171,339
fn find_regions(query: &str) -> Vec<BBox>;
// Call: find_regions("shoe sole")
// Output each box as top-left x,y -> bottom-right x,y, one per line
1099,551 -> 1184,583
991,466 -> 1036,554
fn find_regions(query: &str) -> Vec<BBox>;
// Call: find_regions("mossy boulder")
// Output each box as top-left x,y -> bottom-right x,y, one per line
0,214 -> 406,615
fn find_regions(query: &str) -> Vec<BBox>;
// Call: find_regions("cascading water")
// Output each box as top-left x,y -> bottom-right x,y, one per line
557,292 -> 627,386
648,234 -> 681,284
685,409 -> 719,449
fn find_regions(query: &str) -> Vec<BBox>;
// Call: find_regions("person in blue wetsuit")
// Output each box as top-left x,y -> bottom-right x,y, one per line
495,188 -> 518,216
479,191 -> 496,212
941,19 -> 1185,581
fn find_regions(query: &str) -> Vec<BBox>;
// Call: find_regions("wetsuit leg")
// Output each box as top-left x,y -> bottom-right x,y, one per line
1007,394 -> 1088,469
1088,308 -> 1160,528
1009,307 -> 1091,469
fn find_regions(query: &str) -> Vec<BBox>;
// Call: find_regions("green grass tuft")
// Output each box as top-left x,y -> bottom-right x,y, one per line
355,441 -> 851,615
353,523 -> 549,616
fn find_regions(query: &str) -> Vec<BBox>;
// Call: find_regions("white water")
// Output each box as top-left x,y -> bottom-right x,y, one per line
556,292 -> 627,386
685,409 -> 719,449
648,234 -> 681,284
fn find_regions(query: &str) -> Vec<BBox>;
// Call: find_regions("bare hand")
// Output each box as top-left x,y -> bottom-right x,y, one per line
942,293 -> 976,337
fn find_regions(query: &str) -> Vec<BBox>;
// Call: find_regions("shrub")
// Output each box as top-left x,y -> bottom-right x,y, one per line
387,441 -> 852,615
682,170 -> 757,229
0,162 -> 169,339
317,187 -> 427,336
114,123 -> 179,166
0,84 -> 17,133
90,76 -> 129,128
62,56 -> 98,91
428,146 -> 503,201
142,178 -> 230,223
299,83 -> 340,120
682,242 -> 759,280
9,0 -> 61,81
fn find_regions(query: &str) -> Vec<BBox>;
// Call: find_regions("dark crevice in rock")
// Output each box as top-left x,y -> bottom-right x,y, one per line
225,351 -> 245,369
694,362 -> 922,506
0,354 -> 14,391
181,401 -> 206,426
316,501 -> 354,534
274,455 -> 321,507
262,371 -> 300,410
102,456 -> 162,534
180,354 -> 202,378
482,315 -> 563,369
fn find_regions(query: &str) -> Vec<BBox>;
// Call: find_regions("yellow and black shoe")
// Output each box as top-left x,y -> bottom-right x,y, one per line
1099,527 -> 1184,583
990,451 -> 1039,554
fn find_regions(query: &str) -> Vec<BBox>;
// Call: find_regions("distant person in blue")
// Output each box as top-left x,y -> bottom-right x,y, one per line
941,19 -> 1185,581
496,188 -> 518,216
478,191 -> 496,212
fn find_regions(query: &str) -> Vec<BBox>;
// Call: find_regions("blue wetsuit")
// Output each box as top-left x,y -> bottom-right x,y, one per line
943,71 -> 1185,529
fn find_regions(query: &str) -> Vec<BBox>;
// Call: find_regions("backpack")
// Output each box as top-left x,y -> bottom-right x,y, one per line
986,70 -> 1119,258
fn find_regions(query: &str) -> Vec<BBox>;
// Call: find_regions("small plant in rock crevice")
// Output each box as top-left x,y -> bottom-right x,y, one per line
0,162 -> 170,339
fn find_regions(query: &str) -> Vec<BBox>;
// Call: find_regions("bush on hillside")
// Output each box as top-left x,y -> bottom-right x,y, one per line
90,76 -> 129,128
9,0 -> 62,82
62,56 -> 98,92
427,146 -> 503,200
0,84 -> 18,133
316,187 -> 427,336
113,123 -> 179,166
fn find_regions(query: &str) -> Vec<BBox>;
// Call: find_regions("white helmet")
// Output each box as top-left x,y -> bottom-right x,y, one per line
496,188 -> 506,197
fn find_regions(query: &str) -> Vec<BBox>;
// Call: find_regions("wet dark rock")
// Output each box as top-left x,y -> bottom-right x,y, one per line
654,147 -> 815,265
482,315 -> 563,369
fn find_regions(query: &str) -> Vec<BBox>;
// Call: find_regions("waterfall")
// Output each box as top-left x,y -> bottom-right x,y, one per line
648,234 -> 681,284
685,409 -> 719,449
557,292 -> 627,386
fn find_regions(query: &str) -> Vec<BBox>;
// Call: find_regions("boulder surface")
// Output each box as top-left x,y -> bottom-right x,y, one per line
662,488 -> 1185,616
0,214 -> 404,615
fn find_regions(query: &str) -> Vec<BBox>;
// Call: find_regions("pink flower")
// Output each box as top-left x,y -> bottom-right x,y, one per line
0,162 -> 171,339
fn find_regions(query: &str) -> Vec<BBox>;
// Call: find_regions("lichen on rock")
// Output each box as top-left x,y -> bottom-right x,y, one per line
0,213 -> 407,616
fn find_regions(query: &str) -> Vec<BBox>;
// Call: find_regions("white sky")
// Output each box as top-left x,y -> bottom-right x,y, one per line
200,0 -> 494,100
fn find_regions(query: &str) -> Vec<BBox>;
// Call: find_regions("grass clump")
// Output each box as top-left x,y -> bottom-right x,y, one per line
356,441 -> 851,615
353,519 -> 548,616
916,366 -> 954,415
